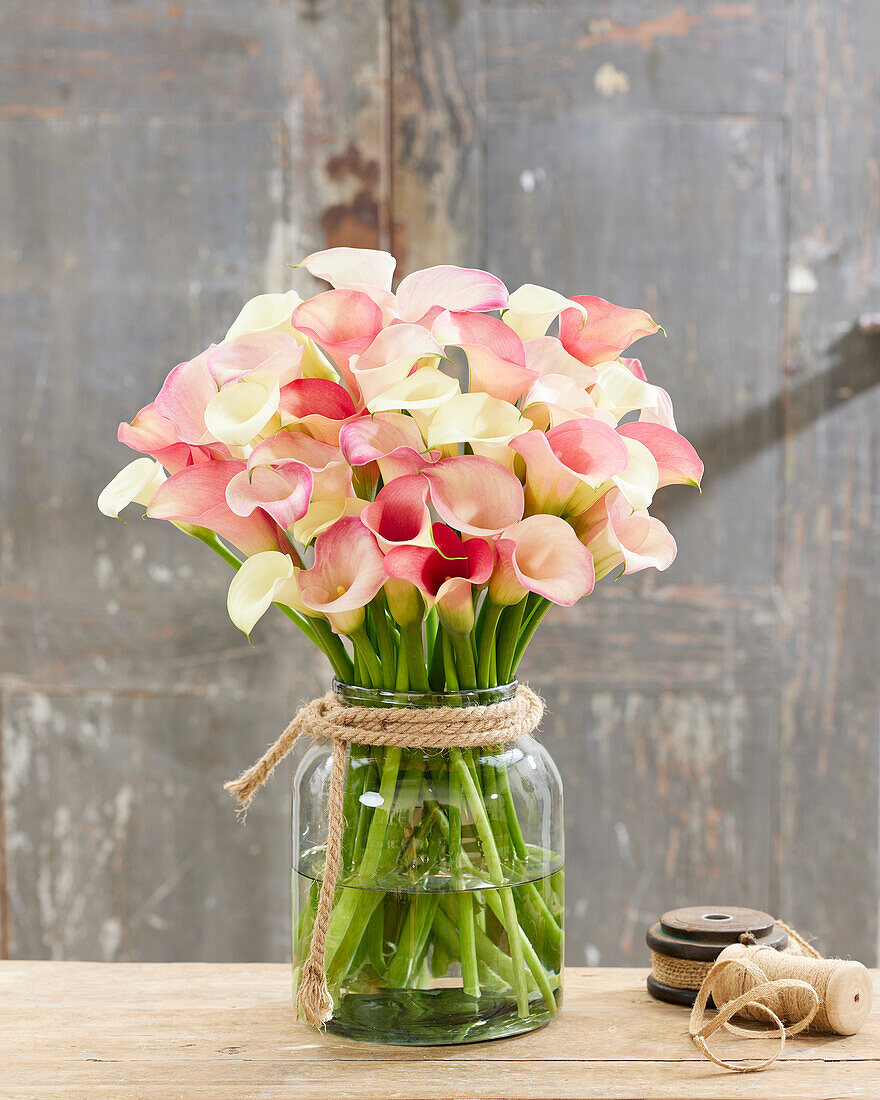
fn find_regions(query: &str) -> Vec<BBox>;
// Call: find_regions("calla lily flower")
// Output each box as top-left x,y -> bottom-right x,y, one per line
362,475 -> 433,551
277,378 -> 360,444
422,455 -> 524,537
510,420 -> 630,515
503,284 -> 588,341
293,497 -> 369,546
617,422 -> 703,489
559,295 -> 660,367
523,375 -> 616,431
432,310 -> 536,404
227,550 -> 312,635
117,402 -> 227,473
340,412 -> 440,481
489,515 -> 594,606
384,523 -> 493,634
426,392 -> 524,465
298,517 -> 386,633
524,336 -> 599,388
580,489 -> 676,580
591,360 -> 664,420
291,290 -> 384,392
638,385 -> 678,430
350,323 -> 443,407
154,350 -> 219,446
148,460 -> 286,556
248,431 -> 353,500
298,247 -> 397,292
368,365 -> 460,433
224,290 -> 302,342
206,331 -> 304,387
225,462 -> 313,529
395,265 -> 508,324
203,376 -> 281,448
611,434 -> 660,512
98,458 -> 167,518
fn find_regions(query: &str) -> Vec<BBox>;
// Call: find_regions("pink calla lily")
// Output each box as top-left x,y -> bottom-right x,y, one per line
432,310 -> 537,404
524,336 -> 598,388
396,266 -> 508,324
422,455 -> 524,537
248,431 -> 353,500
291,290 -> 384,392
489,515 -> 595,606
384,523 -> 494,634
225,462 -> 313,530
340,412 -> 440,482
117,403 -> 229,473
277,378 -> 362,445
154,349 -> 218,445
147,460 -> 288,556
510,420 -> 630,515
350,323 -> 443,407
523,375 -> 616,431
205,331 -> 304,387
616,422 -> 703,489
580,488 -> 677,580
560,295 -> 660,366
362,476 -> 433,552
298,517 -> 386,633
298,247 -> 396,292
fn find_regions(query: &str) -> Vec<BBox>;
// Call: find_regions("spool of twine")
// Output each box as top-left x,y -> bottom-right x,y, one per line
223,684 -> 544,1028
690,941 -> 874,1073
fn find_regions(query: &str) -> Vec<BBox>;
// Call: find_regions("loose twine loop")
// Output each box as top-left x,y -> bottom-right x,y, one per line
689,929 -> 830,1073
224,684 -> 544,1027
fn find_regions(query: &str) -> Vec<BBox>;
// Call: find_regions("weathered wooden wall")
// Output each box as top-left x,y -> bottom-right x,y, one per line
1,1 -> 878,967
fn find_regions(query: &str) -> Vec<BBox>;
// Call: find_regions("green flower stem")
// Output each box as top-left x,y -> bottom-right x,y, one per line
451,750 -> 530,1018
448,762 -> 480,997
369,600 -> 396,690
305,614 -> 354,683
476,601 -> 505,689
428,622 -> 446,690
495,598 -> 527,685
442,631 -> 459,691
395,644 -> 408,691
401,621 -> 429,692
348,626 -> 384,689
189,528 -> 243,570
385,893 -> 441,988
451,632 -> 478,690
511,598 -> 552,675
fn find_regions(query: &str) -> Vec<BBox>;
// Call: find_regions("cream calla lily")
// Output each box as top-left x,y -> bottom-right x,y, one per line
203,378 -> 281,448
98,458 -> 167,518
591,360 -> 662,420
226,550 -> 310,635
293,497 -> 369,546
503,284 -> 588,341
612,435 -> 660,512
425,392 -> 524,456
368,365 -> 460,435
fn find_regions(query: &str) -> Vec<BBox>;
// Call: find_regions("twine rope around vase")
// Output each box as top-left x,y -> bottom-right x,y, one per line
224,684 -> 545,1027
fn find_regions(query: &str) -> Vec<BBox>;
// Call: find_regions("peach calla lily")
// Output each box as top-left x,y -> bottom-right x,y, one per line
298,517 -> 386,634
206,331 -> 304,387
510,420 -> 630,515
277,378 -> 360,444
154,349 -> 218,445
560,295 -> 660,367
98,458 -> 167,518
523,335 -> 598,388
248,431 -> 353,500
117,402 -> 227,474
298,247 -> 396,292
225,462 -> 313,529
580,488 -> 677,580
422,455 -> 524,537
432,310 -> 536,404
291,289 -> 384,392
617,422 -> 703,489
350,323 -> 443,407
489,515 -> 594,606
227,550 -> 312,635
384,523 -> 493,634
503,284 -> 588,341
362,476 -> 433,552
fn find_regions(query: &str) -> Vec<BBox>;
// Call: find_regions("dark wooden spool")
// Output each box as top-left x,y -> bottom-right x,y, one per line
646,906 -> 790,1007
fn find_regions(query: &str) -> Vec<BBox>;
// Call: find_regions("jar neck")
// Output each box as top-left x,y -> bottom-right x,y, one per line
332,680 -> 518,709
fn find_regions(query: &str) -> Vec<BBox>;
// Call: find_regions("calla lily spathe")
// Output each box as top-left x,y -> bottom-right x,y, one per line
227,550 -> 311,635
298,517 -> 386,633
489,515 -> 594,606
580,488 -> 677,580
503,284 -> 588,341
98,457 -> 167,518
559,295 -> 660,366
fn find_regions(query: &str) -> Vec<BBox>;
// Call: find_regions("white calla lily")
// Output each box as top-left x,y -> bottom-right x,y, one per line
612,435 -> 660,512
426,393 -> 524,460
224,290 -> 302,342
368,365 -> 460,435
226,550 -> 311,635
504,284 -> 588,341
592,360 -> 661,419
204,378 -> 280,447
293,497 -> 369,546
98,458 -> 167,518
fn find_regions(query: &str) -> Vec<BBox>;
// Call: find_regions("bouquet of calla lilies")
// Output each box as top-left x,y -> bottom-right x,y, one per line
99,247 -> 702,694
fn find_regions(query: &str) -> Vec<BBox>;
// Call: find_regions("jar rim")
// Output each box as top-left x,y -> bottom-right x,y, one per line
332,680 -> 518,708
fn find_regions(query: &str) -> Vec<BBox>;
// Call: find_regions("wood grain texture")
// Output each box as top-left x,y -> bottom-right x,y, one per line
0,963 -> 878,1099
778,0 -> 880,963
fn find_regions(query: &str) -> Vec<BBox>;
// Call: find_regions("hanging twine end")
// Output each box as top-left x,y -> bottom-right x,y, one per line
295,957 -> 335,1028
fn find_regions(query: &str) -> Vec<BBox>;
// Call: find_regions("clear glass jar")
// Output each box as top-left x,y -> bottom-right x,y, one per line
291,681 -> 564,1045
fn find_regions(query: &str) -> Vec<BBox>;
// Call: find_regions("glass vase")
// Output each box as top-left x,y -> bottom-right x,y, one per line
291,681 -> 564,1045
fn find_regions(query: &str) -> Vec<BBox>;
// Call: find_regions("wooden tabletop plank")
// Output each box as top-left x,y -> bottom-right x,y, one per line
0,963 -> 877,1099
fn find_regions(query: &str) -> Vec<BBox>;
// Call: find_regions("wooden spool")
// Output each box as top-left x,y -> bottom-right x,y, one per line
646,906 -> 789,1007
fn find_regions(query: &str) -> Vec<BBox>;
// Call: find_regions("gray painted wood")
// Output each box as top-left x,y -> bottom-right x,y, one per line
1,0 -> 878,969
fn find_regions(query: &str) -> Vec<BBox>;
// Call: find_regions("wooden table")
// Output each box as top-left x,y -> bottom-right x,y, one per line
1,963 -> 877,1099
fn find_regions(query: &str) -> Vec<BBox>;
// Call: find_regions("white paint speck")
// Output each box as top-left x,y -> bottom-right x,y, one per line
95,554 -> 114,588
519,168 -> 546,194
585,944 -> 602,966
148,563 -> 173,583
788,263 -> 818,294
594,61 -> 630,97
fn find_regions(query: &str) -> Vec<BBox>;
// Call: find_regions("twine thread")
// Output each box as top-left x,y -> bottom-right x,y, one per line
224,685 -> 544,1027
